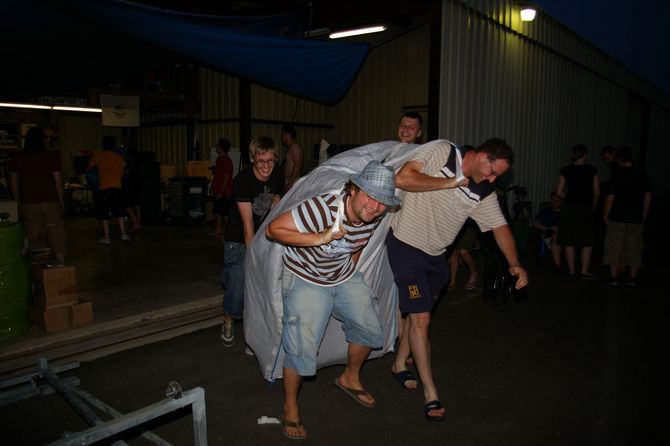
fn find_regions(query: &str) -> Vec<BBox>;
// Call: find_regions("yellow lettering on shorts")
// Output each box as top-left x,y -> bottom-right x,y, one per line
408,284 -> 422,299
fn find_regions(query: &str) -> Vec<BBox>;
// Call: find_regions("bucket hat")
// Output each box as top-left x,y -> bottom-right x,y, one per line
350,160 -> 400,207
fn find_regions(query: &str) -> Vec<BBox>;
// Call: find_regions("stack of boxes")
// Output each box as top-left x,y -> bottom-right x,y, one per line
30,265 -> 93,332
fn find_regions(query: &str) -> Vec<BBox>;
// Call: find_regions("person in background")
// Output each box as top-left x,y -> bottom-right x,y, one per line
9,126 -> 67,264
388,138 -> 528,421
281,124 -> 303,193
397,111 -> 423,144
602,146 -> 651,287
120,142 -> 141,233
210,137 -> 233,237
447,220 -> 480,290
266,160 -> 400,440
556,144 -> 600,278
221,137 -> 283,347
88,135 -> 128,245
534,191 -> 563,273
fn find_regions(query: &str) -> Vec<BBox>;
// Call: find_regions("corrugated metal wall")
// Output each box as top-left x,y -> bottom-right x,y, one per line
57,115 -> 122,180
250,84 -> 331,170
439,0 -> 656,212
330,25 -> 432,145
87,0 -> 669,202
198,69 -> 240,157
136,112 -> 188,175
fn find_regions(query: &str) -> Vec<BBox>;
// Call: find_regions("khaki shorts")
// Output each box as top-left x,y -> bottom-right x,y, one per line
22,202 -> 67,257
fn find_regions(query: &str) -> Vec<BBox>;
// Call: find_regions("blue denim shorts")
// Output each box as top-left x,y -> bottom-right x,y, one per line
281,268 -> 383,377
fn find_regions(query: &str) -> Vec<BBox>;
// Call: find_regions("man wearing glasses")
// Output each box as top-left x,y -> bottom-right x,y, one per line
221,136 -> 284,347
387,138 -> 528,421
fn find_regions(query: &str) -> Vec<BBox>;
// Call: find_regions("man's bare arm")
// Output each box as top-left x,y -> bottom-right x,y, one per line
395,160 -> 467,192
492,224 -> 528,289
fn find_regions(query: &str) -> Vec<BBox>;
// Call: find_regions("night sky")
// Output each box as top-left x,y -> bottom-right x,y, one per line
534,0 -> 670,98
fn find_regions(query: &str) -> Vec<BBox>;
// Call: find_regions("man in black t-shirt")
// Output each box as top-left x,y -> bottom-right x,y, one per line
221,137 -> 283,347
603,146 -> 651,287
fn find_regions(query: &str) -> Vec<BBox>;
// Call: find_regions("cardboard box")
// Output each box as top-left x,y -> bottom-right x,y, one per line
70,299 -> 93,327
0,199 -> 18,222
30,305 -> 71,332
32,265 -> 78,309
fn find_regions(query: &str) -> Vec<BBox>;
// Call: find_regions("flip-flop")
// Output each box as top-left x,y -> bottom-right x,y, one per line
391,369 -> 417,390
280,418 -> 306,440
424,400 -> 446,421
464,280 -> 477,290
334,378 -> 375,408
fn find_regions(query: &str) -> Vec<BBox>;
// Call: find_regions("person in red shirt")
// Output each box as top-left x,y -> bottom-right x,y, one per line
210,138 -> 233,237
9,126 -> 67,264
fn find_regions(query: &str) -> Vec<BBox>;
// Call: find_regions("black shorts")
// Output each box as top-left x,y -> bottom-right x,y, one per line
386,229 -> 450,314
96,188 -> 125,220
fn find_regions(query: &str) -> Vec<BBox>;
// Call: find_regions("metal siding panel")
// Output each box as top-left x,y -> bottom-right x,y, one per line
439,0 -> 642,211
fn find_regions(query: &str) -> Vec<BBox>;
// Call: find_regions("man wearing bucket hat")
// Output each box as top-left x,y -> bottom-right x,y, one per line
266,160 -> 400,440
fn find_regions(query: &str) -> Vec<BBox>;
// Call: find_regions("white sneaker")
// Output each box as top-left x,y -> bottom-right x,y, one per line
121,233 -> 131,242
244,345 -> 255,356
98,237 -> 111,245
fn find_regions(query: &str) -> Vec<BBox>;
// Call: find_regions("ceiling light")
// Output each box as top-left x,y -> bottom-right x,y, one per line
52,106 -> 102,112
329,25 -> 387,39
0,102 -> 51,110
0,102 -> 102,112
520,7 -> 536,21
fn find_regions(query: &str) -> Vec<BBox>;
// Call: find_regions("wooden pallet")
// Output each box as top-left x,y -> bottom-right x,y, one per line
0,295 -> 223,379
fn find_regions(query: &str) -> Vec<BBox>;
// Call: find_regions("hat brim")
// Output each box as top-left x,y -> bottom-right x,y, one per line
351,177 -> 401,207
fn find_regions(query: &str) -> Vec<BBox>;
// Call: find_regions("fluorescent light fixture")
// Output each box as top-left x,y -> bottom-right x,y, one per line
329,25 -> 387,39
0,102 -> 102,112
52,106 -> 102,112
520,7 -> 536,21
0,102 -> 51,110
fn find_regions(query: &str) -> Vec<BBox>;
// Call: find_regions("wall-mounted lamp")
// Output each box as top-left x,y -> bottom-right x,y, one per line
0,102 -> 102,112
329,25 -> 387,39
520,6 -> 537,22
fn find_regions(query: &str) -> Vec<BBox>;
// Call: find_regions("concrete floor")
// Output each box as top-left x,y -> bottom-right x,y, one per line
55,217 -> 222,324
1,214 -> 666,445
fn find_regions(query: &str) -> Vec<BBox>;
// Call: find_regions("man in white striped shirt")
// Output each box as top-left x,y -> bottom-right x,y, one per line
266,160 -> 400,440
388,138 -> 529,421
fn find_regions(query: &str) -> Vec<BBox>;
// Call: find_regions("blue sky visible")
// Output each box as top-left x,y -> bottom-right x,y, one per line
534,0 -> 670,97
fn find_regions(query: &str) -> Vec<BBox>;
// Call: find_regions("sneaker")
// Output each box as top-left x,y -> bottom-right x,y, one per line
244,345 -> 255,356
606,277 -> 619,288
98,237 -> 111,245
121,233 -> 131,242
221,322 -> 234,347
580,273 -> 597,280
626,278 -> 638,288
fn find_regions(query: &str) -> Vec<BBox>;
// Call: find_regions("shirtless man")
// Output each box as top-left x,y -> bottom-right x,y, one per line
281,124 -> 303,192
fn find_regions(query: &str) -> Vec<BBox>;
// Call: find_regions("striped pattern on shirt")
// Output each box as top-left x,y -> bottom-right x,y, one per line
391,140 -> 507,256
283,193 -> 380,286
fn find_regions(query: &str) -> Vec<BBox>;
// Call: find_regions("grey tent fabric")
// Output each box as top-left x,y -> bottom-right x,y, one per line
244,140 -> 441,381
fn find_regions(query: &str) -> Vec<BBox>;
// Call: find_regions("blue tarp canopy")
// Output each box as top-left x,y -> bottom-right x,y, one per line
1,0 -> 369,105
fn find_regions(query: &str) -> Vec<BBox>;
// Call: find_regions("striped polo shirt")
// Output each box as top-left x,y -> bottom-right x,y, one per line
283,193 -> 380,286
391,140 -> 507,256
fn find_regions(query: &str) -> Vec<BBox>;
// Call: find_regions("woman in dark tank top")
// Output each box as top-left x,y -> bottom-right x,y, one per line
555,144 -> 600,279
